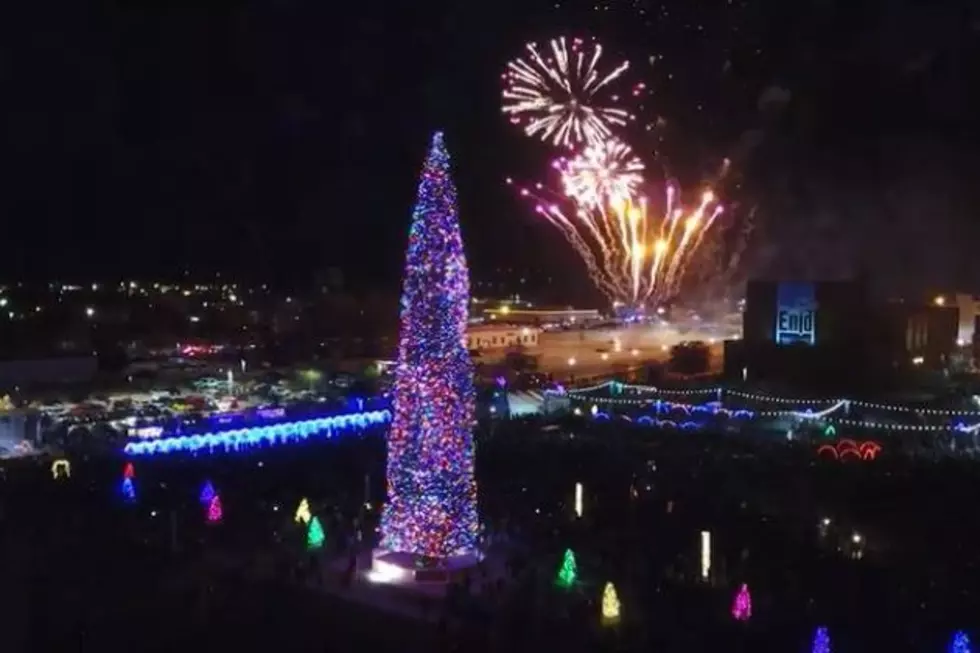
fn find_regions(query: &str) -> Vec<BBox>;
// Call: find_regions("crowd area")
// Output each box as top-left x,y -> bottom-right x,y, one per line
1,416 -> 978,652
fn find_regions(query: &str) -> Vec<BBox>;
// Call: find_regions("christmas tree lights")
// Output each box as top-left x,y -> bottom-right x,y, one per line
206,494 -> 223,524
123,462 -> 135,479
601,582 -> 621,625
51,459 -> 71,480
294,497 -> 312,525
731,583 -> 752,621
556,548 -> 578,588
121,477 -> 136,503
379,132 -> 480,560
812,626 -> 830,653
950,631 -> 972,653
307,516 -> 325,550
200,480 -> 215,505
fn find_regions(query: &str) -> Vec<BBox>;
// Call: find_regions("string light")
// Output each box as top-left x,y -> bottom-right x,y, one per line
123,409 -> 391,456
817,440 -> 882,461
574,381 -> 980,432
380,132 -> 480,559
569,380 -> 980,415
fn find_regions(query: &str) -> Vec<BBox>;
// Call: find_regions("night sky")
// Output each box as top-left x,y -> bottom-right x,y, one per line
2,0 -> 978,300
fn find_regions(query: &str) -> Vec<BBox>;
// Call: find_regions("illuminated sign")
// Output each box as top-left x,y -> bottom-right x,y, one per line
130,426 -> 164,439
775,282 -> 816,345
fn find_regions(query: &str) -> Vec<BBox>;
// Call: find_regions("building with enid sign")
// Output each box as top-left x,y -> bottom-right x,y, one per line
774,282 -> 817,345
728,279 -> 870,392
727,278 -> 959,392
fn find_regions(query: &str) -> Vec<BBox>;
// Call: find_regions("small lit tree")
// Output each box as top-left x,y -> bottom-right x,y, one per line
600,582 -> 621,625
555,548 -> 578,589
121,477 -> 136,503
812,626 -> 830,653
199,480 -> 216,505
950,631 -> 972,653
307,516 -> 326,550
294,497 -> 312,525
206,494 -> 223,524
731,583 -> 752,621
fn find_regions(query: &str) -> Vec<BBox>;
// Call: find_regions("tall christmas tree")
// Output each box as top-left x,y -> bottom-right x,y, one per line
379,132 -> 480,560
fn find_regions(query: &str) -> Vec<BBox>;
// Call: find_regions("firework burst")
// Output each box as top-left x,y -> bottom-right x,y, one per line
502,37 -> 631,148
556,138 -> 644,208
508,145 -> 725,306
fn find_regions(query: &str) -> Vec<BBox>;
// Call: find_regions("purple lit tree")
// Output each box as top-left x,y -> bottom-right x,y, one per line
379,132 -> 480,559
731,583 -> 752,621
206,494 -> 223,524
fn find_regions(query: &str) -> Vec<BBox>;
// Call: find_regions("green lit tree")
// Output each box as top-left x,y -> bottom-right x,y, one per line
555,548 -> 577,588
307,516 -> 325,550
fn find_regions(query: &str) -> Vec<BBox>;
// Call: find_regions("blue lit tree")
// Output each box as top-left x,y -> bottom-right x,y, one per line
199,480 -> 216,505
379,132 -> 480,559
121,477 -> 136,503
812,626 -> 830,653
950,631 -> 972,653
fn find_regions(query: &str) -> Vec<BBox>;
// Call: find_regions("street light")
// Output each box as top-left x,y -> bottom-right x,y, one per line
85,307 -> 95,318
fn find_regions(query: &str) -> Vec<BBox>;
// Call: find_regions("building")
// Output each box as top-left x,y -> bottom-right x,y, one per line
934,293 -> 980,345
466,324 -> 540,351
728,279 -> 870,392
880,301 -> 958,369
727,278 -> 960,392
741,279 -> 867,348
